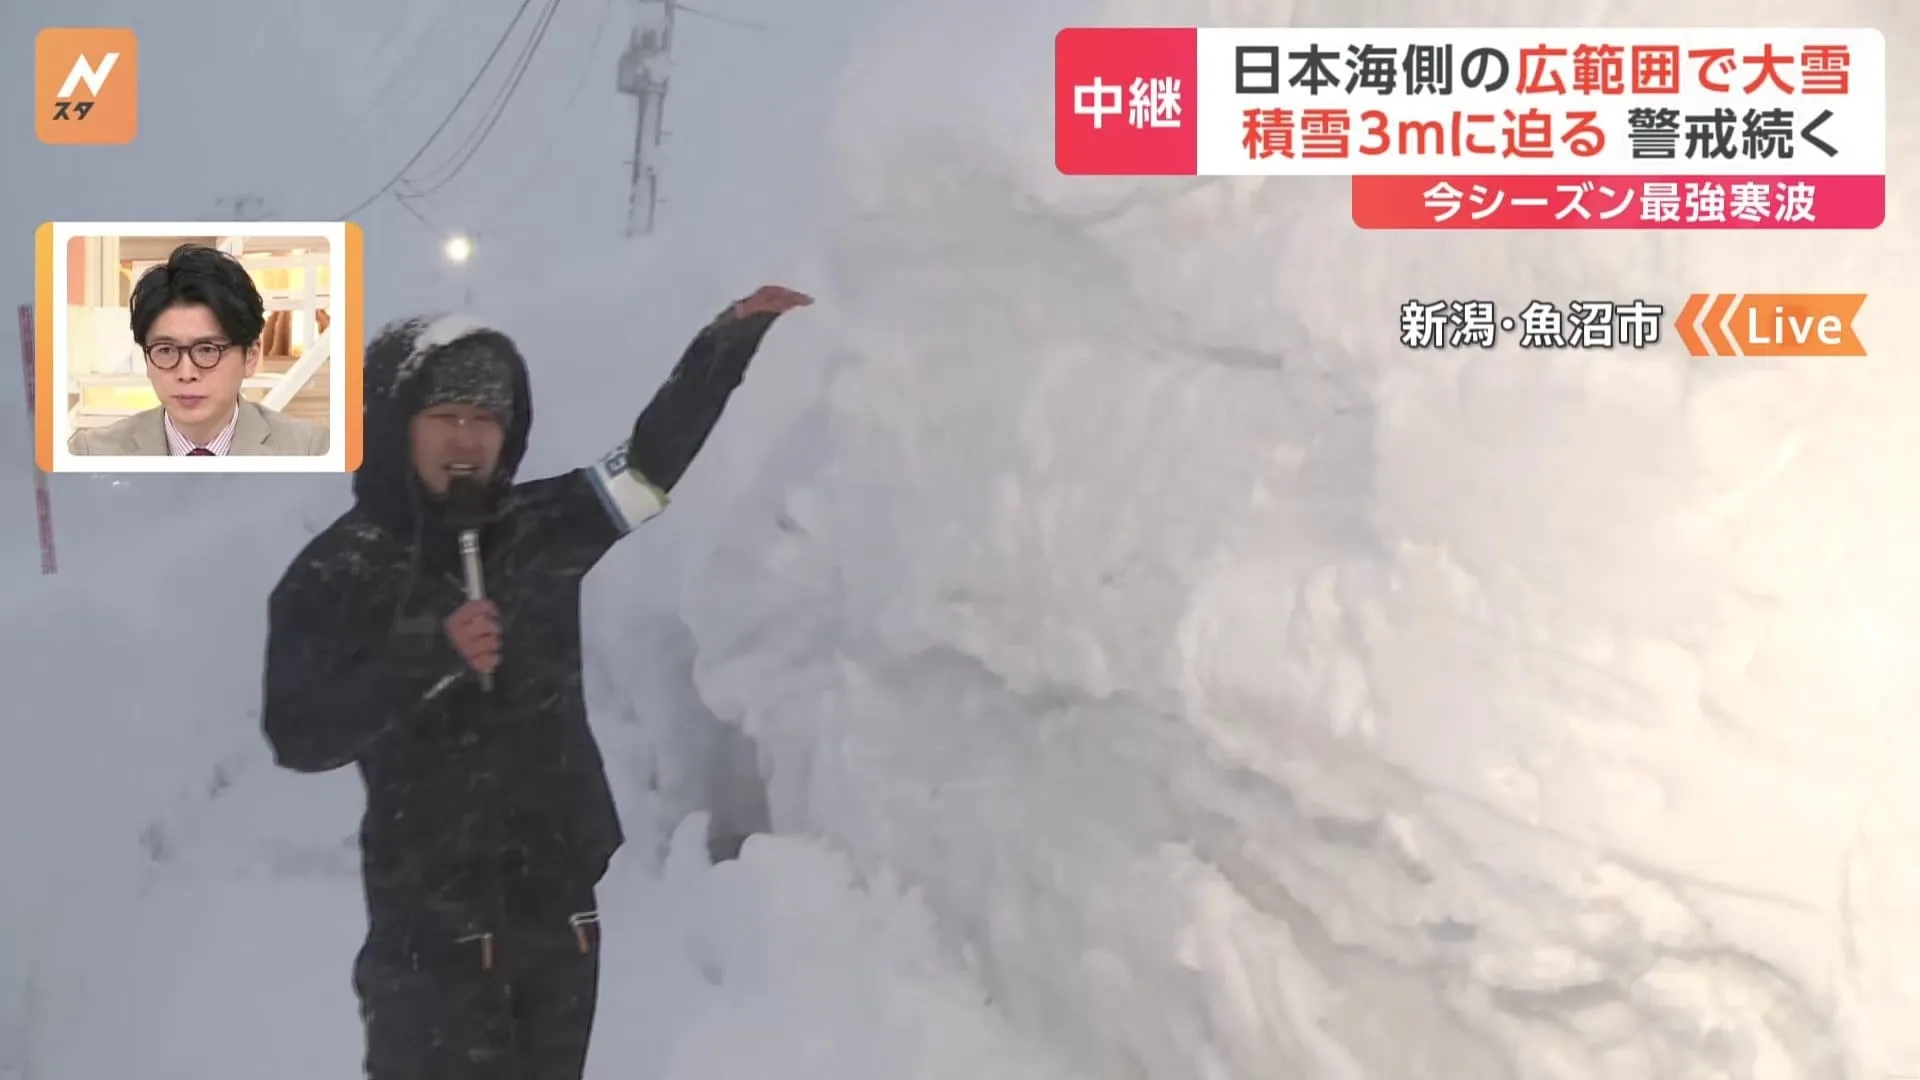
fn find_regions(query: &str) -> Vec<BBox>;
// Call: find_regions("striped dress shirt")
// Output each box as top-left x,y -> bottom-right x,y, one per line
164,405 -> 240,456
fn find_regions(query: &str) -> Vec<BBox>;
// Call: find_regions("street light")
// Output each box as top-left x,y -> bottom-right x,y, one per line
443,234 -> 473,264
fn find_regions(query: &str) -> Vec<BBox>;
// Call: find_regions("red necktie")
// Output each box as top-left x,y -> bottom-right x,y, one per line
187,448 -> 214,456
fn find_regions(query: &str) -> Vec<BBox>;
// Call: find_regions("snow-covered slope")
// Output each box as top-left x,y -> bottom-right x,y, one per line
680,1 -> 1920,1078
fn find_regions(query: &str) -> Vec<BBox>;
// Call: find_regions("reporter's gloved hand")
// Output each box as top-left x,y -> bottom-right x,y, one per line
728,285 -> 813,319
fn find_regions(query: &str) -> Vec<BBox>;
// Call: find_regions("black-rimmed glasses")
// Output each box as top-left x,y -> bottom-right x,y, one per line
145,341 -> 237,370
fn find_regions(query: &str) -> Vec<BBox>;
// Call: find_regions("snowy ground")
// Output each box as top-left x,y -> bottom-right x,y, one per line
7,0 -> 1920,1078
21,774 -> 1076,1080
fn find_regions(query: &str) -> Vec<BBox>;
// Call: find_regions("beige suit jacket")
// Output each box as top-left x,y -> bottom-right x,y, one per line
68,400 -> 330,456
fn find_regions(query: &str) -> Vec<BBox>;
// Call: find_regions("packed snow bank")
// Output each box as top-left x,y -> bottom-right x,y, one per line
0,476 -> 344,1071
591,814 -> 1086,1080
682,1 -> 1920,1077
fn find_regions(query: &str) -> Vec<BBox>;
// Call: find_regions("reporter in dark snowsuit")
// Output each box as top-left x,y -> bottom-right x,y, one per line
262,286 -> 811,1080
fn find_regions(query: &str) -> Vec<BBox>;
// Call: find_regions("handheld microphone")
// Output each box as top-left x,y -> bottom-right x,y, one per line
458,529 -> 492,692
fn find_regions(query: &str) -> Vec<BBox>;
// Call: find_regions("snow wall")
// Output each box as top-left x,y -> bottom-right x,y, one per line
680,1 -> 1920,1077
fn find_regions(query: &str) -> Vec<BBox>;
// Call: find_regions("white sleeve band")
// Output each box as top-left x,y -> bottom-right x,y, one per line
587,442 -> 667,535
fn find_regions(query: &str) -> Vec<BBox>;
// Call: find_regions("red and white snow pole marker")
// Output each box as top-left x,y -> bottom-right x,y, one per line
16,304 -> 57,575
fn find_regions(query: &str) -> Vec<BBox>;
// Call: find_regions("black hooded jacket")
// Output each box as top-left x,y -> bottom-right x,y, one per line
262,305 -> 781,940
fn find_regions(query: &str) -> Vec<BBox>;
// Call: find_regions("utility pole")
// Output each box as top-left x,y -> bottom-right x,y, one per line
616,0 -> 675,236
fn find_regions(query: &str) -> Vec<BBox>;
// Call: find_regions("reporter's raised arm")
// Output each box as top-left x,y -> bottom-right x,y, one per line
542,286 -> 813,558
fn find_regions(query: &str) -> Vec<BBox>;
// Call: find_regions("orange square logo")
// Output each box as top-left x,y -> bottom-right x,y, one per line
35,28 -> 138,145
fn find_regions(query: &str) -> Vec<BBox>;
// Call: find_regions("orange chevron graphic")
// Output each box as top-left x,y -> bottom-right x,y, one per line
1676,294 -> 1866,357
1702,294 -> 1738,356
1675,294 -> 1707,356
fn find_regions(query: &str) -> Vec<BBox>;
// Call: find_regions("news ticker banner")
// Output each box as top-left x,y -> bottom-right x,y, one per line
1055,27 -> 1887,229
32,221 -> 363,474
1397,293 -> 1866,356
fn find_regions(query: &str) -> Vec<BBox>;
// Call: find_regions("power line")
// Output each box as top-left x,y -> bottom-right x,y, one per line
405,0 -> 563,193
553,0 -> 614,119
335,0 -> 540,219
307,2 -> 463,164
401,0 -> 563,199
389,191 -> 445,238
478,0 -> 613,216
677,3 -> 771,30
410,0 -> 562,195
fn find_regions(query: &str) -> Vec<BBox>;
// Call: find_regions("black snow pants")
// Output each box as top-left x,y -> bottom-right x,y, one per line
353,903 -> 601,1080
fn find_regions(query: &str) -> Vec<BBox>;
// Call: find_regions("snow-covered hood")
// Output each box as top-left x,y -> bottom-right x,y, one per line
351,313 -> 535,527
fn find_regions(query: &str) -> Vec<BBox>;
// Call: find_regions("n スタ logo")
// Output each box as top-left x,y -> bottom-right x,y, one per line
35,28 -> 138,145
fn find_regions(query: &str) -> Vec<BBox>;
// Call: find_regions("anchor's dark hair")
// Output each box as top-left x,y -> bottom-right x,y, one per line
128,243 -> 266,349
